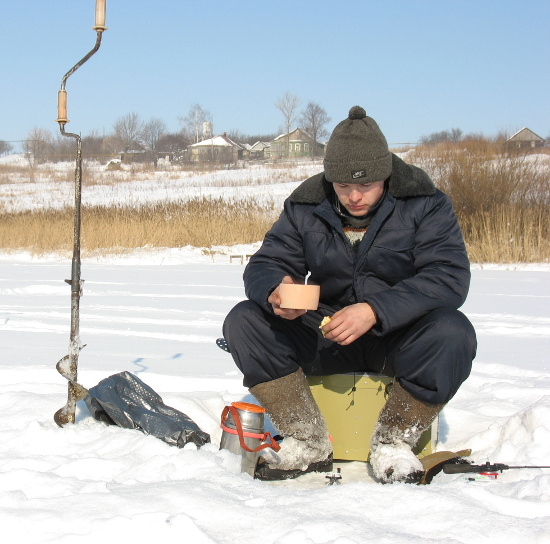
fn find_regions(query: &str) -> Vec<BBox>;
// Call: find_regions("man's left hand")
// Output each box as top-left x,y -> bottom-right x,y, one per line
322,303 -> 377,345
268,276 -> 307,320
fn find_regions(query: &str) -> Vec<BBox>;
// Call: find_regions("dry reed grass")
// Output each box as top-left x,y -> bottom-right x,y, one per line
462,204 -> 549,262
407,142 -> 550,263
0,197 -> 279,256
409,142 -> 549,214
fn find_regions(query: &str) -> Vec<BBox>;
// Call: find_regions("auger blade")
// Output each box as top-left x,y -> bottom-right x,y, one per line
54,350 -> 89,427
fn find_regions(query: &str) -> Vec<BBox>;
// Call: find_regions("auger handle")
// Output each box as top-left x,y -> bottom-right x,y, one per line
93,0 -> 108,31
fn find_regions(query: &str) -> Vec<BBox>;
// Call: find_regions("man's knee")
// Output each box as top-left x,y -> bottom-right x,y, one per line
425,308 -> 477,357
395,308 -> 476,404
222,300 -> 302,387
223,300 -> 263,339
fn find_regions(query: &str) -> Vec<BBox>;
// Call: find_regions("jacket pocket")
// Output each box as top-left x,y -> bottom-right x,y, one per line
369,228 -> 416,283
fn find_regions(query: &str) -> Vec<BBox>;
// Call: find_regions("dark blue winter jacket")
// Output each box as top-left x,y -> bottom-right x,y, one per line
244,154 -> 470,336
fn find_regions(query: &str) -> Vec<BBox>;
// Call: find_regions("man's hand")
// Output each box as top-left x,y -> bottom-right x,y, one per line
321,303 -> 377,345
268,276 -> 307,320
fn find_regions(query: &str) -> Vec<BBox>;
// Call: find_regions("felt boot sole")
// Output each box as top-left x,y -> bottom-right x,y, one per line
255,454 -> 334,481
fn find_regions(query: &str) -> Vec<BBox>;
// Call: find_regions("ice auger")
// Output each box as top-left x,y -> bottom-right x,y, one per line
54,1 -> 108,426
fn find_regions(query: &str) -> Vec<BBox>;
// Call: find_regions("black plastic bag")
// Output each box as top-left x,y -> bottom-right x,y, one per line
84,371 -> 210,448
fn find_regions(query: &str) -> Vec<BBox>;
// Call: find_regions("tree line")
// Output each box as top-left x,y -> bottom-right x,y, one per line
4,92 -> 332,166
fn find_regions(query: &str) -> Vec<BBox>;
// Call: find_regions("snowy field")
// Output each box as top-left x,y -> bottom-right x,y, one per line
0,155 -> 324,213
1,249 -> 550,544
1,157 -> 550,543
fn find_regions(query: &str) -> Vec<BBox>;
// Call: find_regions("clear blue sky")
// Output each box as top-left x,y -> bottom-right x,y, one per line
1,0 -> 549,149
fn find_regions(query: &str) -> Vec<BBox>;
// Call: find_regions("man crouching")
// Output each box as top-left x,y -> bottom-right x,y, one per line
223,106 -> 477,482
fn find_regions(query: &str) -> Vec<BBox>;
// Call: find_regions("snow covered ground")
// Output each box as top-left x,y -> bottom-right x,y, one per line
0,156 -> 323,213
1,249 -> 550,544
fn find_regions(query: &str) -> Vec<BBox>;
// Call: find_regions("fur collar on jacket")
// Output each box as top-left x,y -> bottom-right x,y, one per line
289,154 -> 436,205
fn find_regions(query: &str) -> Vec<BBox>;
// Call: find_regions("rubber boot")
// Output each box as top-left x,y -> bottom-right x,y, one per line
370,381 -> 444,483
249,368 -> 333,480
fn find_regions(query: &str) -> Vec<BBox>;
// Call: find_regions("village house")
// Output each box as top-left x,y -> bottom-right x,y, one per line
504,128 -> 546,151
268,128 -> 325,160
187,133 -> 244,163
249,141 -> 270,160
119,142 -> 147,163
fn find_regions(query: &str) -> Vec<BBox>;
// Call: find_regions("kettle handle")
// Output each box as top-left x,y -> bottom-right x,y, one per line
221,405 -> 281,453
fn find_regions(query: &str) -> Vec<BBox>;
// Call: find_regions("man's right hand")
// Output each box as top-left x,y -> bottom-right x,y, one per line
268,276 -> 307,320
321,302 -> 377,345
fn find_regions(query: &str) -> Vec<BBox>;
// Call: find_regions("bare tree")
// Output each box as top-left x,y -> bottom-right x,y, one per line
179,104 -> 212,143
82,129 -> 108,163
274,92 -> 302,158
23,127 -> 53,167
51,133 -> 75,162
226,129 -> 246,144
419,128 -> 463,145
142,118 -> 167,168
0,140 -> 13,156
300,102 -> 331,156
158,133 -> 190,159
113,112 -> 144,152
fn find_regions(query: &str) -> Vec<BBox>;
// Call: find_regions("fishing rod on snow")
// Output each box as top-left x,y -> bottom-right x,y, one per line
53,0 -> 108,427
443,461 -> 550,476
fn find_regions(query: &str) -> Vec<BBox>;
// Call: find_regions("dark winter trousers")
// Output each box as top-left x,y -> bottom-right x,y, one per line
223,301 -> 477,405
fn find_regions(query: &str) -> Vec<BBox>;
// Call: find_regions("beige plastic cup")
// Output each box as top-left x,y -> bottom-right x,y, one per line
279,283 -> 320,311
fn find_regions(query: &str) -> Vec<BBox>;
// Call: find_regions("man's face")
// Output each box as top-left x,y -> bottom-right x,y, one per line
332,180 -> 385,216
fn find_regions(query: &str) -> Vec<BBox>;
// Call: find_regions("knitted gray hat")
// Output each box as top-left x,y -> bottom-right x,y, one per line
324,106 -> 392,184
